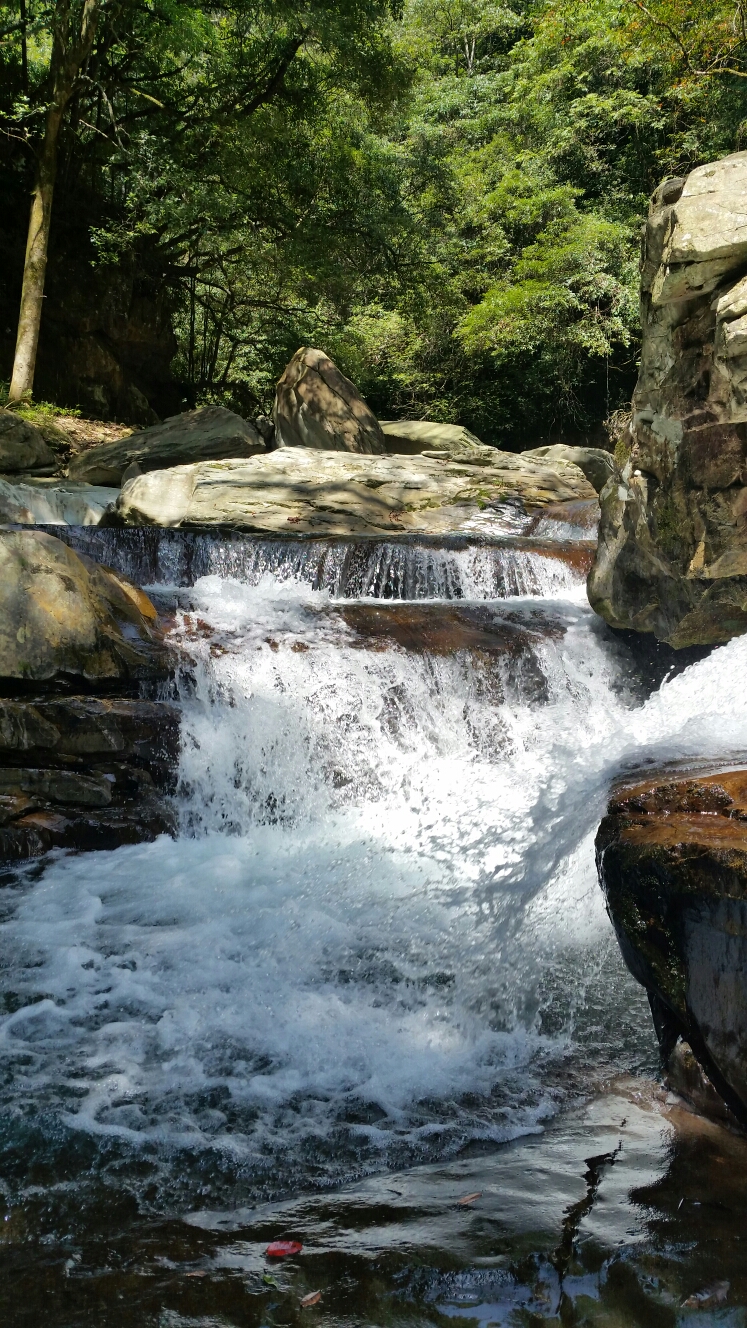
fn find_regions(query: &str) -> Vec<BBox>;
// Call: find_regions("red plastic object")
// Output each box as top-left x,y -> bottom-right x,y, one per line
266,1240 -> 303,1258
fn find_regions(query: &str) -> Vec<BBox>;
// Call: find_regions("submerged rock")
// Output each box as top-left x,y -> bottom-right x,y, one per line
104,446 -> 596,535
68,405 -> 264,485
0,411 -> 56,475
274,347 -> 386,454
0,529 -> 170,682
590,152 -> 747,646
597,766 -> 747,1125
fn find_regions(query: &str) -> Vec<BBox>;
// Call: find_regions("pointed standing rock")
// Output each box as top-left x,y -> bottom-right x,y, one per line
274,347 -> 386,454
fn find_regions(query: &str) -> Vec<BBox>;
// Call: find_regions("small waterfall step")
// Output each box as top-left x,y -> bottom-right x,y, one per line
43,526 -> 595,599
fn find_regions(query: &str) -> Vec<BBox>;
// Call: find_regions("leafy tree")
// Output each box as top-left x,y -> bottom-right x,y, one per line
3,0 -> 747,444
1,0 -> 409,407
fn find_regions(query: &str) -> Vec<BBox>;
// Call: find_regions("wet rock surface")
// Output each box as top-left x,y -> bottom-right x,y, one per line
0,696 -> 179,862
596,764 -> 747,1124
68,405 -> 265,486
590,152 -> 747,646
104,444 -> 596,534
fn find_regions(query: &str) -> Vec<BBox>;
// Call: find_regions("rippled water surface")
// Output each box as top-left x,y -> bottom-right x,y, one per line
2,525 -> 747,1323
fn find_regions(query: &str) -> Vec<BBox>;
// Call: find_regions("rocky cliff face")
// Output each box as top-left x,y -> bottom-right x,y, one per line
589,153 -> 747,647
1,228 -> 180,425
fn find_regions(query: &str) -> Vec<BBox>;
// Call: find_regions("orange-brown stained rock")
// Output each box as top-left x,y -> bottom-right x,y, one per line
608,770 -> 747,819
616,815 -> 747,854
596,764 -> 747,1127
336,603 -> 563,655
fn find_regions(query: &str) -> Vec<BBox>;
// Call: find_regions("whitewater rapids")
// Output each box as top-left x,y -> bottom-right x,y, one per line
1,536 -> 745,1207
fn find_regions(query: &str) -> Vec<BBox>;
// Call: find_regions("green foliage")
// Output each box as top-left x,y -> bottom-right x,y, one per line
0,385 -> 79,418
2,0 -> 747,440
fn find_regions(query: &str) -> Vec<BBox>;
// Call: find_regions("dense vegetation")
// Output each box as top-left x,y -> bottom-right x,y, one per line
2,0 -> 747,444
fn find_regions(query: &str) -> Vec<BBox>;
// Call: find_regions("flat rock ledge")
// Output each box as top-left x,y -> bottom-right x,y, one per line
0,697 -> 179,862
597,765 -> 747,1127
103,446 -> 597,534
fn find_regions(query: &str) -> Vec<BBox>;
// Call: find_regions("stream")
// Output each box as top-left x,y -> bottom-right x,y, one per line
3,517 -> 747,1325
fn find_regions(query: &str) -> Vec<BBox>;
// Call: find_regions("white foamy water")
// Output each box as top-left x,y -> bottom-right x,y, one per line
0,544 -> 745,1206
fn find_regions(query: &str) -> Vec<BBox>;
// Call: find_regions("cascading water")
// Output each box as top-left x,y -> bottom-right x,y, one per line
2,530 -> 747,1217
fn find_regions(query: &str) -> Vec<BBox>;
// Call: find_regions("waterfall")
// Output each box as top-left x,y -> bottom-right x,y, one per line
1,530 -> 747,1211
47,527 -> 593,599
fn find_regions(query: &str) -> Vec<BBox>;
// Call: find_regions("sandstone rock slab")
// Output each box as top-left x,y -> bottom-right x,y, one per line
68,405 -> 264,486
0,530 -> 169,682
104,446 -> 596,535
522,444 -> 615,495
0,411 -> 57,475
274,348 -> 385,454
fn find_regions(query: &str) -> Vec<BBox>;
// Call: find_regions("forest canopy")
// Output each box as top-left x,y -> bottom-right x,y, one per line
2,0 -> 747,445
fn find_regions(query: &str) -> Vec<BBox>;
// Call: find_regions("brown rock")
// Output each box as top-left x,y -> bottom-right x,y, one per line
274,348 -> 386,454
597,765 -> 747,1125
0,696 -> 180,864
0,530 -> 170,683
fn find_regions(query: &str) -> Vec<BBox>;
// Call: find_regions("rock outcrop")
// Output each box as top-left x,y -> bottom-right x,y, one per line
0,411 -> 57,475
597,766 -> 747,1126
6,247 -> 181,425
274,348 -> 386,454
104,445 -> 597,535
590,152 -> 747,647
68,405 -> 264,486
0,530 -> 170,682
0,697 -> 178,861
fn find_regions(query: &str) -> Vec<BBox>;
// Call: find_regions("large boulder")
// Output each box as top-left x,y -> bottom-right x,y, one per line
0,411 -> 56,475
597,766 -> 747,1126
104,445 -> 596,535
589,152 -> 747,646
0,530 -> 169,682
274,348 -> 386,454
68,405 -> 264,486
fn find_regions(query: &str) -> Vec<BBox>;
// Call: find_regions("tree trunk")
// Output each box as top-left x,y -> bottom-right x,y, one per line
8,105 -> 64,403
8,0 -> 100,405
